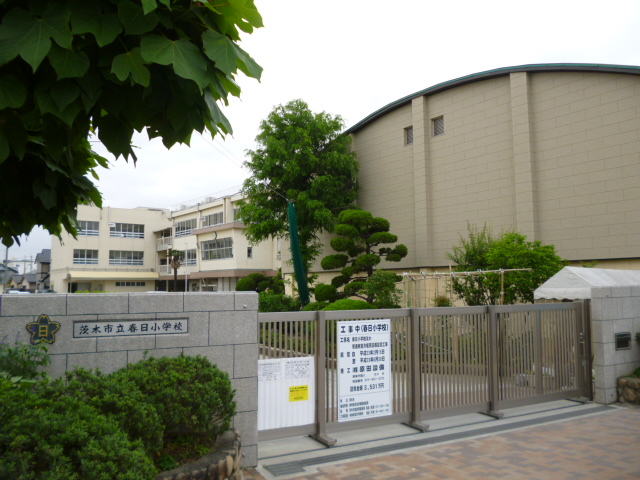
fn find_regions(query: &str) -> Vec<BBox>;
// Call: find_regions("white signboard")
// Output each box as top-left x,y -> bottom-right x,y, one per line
258,356 -> 315,430
338,319 -> 392,422
73,319 -> 188,338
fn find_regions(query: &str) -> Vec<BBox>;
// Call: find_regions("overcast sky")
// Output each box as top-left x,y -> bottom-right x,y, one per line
8,0 -> 640,261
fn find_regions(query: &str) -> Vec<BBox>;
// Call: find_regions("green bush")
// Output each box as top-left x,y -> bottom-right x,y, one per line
303,301 -> 329,311
0,341 -> 50,380
109,355 -> 236,443
259,292 -> 301,312
432,295 -> 453,307
0,353 -> 236,477
0,341 -> 50,390
0,382 -> 157,480
314,283 -> 338,303
47,369 -> 164,455
323,299 -> 377,310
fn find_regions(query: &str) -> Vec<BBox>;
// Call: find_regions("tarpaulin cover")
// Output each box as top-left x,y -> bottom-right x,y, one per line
534,266 -> 640,300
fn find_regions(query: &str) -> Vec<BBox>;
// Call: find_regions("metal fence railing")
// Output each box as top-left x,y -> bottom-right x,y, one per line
258,302 -> 591,443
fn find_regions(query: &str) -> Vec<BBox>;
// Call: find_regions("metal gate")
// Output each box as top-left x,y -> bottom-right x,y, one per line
257,302 -> 592,442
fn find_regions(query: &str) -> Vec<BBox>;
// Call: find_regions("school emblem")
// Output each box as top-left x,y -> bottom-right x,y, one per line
26,314 -> 61,344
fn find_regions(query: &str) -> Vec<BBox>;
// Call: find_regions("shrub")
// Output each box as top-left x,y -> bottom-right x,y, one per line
110,355 -> 236,443
303,301 -> 329,311
0,341 -> 50,380
5,354 -> 237,475
259,292 -> 300,312
432,295 -> 453,307
0,383 -> 157,480
323,299 -> 377,310
314,283 -> 339,303
47,368 -> 164,455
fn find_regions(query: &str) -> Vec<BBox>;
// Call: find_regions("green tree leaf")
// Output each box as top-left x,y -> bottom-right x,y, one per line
118,0 -> 158,35
319,208 -> 407,303
71,2 -> 122,47
446,224 -> 565,305
141,0 -> 158,15
238,100 -> 359,275
0,0 -> 262,247
202,30 -> 240,75
47,44 -> 90,79
0,74 -> 27,108
0,7 -> 72,70
140,35 -> 208,88
235,44 -> 262,80
111,48 -> 150,87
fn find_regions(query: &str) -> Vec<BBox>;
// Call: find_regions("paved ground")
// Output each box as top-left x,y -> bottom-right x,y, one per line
243,404 -> 640,480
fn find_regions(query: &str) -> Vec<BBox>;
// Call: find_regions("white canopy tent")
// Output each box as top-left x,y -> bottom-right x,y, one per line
534,266 -> 640,301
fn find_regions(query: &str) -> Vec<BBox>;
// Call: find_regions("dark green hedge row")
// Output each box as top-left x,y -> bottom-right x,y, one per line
0,353 -> 236,479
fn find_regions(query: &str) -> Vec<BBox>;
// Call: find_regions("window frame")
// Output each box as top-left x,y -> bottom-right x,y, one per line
78,220 -> 99,236
202,212 -> 224,227
175,219 -> 197,237
184,248 -> 197,266
115,281 -> 146,287
404,126 -> 414,145
201,237 -> 233,260
433,116 -> 445,137
109,250 -> 144,266
73,249 -> 98,265
109,223 -> 145,239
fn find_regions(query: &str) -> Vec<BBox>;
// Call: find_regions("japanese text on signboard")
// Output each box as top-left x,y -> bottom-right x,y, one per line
73,319 -> 188,338
337,319 -> 392,422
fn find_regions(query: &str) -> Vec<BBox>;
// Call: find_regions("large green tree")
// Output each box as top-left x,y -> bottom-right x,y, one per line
236,99 -> 359,273
0,0 -> 262,247
447,224 -> 565,305
316,209 -> 407,305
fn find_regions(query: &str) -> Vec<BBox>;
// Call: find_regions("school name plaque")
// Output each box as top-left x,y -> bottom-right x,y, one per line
73,319 -> 188,338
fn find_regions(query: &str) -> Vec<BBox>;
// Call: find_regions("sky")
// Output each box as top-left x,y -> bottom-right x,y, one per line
8,0 -> 640,262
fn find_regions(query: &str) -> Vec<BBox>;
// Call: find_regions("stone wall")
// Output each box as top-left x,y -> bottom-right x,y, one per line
0,292 -> 259,467
591,286 -> 640,404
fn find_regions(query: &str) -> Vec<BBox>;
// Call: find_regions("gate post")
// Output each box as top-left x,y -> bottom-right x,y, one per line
406,308 -> 429,432
312,310 -> 336,446
486,306 -> 504,418
575,300 -> 593,402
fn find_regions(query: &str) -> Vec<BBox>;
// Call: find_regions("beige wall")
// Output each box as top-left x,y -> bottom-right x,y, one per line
350,69 -> 640,269
51,206 -> 170,292
167,194 -> 280,290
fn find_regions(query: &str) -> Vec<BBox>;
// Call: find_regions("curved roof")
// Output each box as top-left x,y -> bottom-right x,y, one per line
345,63 -> 640,134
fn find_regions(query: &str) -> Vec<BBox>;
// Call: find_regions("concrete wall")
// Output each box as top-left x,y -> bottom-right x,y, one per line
591,286 -> 640,404
0,292 -> 259,467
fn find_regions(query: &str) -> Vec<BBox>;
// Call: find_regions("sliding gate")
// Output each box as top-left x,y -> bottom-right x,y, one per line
258,302 -> 592,442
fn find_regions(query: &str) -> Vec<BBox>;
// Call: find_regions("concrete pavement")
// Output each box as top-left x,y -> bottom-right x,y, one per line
244,400 -> 640,479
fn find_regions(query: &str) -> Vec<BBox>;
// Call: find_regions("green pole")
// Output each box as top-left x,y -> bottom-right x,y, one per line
287,202 -> 310,306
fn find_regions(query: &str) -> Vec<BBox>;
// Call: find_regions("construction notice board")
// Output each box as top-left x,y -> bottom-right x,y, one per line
337,319 -> 392,422
258,356 -> 315,430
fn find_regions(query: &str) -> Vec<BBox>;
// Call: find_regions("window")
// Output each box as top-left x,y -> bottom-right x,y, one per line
201,237 -> 233,260
184,249 -> 197,266
78,220 -> 99,236
404,126 -> 414,145
115,281 -> 146,287
73,249 -> 98,264
233,208 -> 241,221
433,116 -> 444,136
110,223 -> 144,238
109,250 -> 144,265
247,246 -> 253,259
175,219 -> 197,237
202,212 -> 224,227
